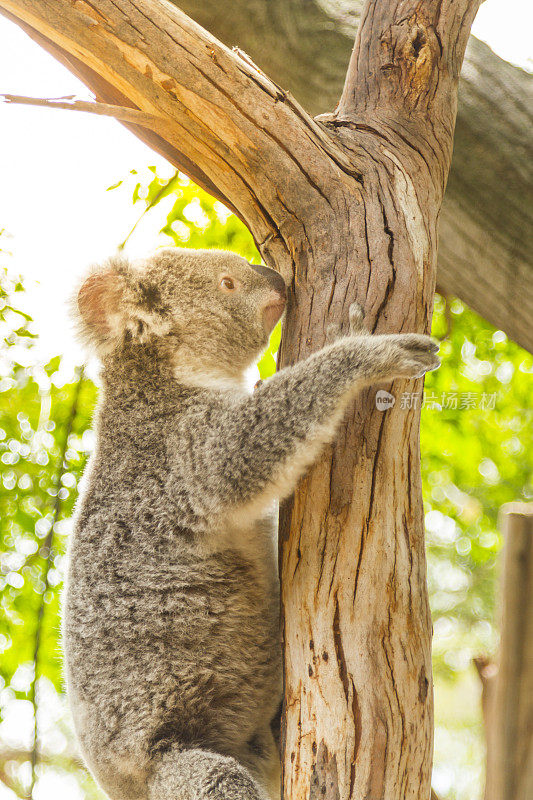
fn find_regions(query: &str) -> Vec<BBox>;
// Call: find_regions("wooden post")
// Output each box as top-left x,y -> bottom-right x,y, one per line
483,503 -> 533,800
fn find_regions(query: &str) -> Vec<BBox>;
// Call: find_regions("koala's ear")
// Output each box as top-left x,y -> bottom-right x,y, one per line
77,272 -> 124,338
73,257 -> 172,357
73,258 -> 131,355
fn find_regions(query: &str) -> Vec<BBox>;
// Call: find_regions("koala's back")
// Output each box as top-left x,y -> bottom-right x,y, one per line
63,405 -> 281,800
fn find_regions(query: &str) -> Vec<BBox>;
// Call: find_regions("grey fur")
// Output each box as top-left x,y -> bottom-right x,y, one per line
63,247 -> 439,800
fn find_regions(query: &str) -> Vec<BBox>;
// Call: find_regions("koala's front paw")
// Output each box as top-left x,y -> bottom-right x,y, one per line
386,333 -> 440,379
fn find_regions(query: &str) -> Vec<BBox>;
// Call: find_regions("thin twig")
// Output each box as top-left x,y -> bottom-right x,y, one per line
28,368 -> 85,800
1,94 -> 161,129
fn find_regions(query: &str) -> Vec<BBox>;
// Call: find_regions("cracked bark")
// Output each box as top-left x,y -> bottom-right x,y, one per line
0,0 -> 481,797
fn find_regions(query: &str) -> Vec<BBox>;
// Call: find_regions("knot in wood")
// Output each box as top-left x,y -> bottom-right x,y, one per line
380,16 -> 441,111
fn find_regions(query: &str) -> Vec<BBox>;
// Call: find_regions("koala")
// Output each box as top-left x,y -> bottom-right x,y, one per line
63,247 -> 439,800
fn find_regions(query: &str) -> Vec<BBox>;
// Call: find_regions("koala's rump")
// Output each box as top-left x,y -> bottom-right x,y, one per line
63,520 -> 281,787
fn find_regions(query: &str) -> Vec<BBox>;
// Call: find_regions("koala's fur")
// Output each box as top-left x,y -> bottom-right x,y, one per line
63,247 -> 439,800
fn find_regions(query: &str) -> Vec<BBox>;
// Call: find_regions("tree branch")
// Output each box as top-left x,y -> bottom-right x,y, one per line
276,1 -> 480,797
2,2 -> 531,351
338,0 -> 479,118
1,93 -> 161,126
0,0 -> 361,277
0,5 -> 244,219
332,0 -> 481,201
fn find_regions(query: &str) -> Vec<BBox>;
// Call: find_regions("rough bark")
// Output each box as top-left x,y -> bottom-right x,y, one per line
278,3 -> 479,794
480,504 -> 533,800
0,0 -> 481,797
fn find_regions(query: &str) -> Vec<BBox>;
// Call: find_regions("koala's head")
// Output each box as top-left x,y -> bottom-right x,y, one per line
75,247 -> 286,383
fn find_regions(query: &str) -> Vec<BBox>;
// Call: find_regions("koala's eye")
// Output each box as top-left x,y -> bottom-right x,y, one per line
219,276 -> 236,293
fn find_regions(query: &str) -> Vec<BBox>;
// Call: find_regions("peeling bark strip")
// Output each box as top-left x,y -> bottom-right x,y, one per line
0,0 -> 481,797
309,742 -> 341,800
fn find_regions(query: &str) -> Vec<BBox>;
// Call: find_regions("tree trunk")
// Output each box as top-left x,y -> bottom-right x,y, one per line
480,504 -> 533,800
0,0 -> 481,796
4,0 -> 530,352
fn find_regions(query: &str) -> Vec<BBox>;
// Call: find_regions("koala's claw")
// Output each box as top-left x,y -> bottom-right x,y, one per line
348,303 -> 367,335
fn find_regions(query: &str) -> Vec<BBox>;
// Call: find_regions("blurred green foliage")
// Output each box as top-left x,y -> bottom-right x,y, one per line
0,232 -> 99,798
113,168 -> 259,260
422,297 -> 531,798
423,295 -> 532,678
0,174 -> 531,800
0,276 -> 95,694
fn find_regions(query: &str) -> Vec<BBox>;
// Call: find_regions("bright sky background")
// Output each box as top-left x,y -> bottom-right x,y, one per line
0,0 -> 531,363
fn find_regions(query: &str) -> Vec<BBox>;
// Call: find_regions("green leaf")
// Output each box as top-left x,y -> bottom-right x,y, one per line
44,355 -> 61,377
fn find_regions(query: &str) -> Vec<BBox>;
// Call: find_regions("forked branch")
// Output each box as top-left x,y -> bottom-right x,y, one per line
331,0 -> 481,196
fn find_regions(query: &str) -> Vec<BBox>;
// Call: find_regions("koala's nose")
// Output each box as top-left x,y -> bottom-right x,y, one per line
250,264 -> 286,297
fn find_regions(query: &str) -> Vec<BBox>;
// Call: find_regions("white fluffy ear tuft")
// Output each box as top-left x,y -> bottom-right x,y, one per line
73,259 -> 129,356
77,272 -> 124,337
72,256 -> 173,357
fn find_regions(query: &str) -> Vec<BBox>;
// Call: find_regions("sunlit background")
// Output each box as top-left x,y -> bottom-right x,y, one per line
0,2 -> 532,799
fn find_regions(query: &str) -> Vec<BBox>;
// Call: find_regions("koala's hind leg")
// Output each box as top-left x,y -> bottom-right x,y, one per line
147,746 -> 271,800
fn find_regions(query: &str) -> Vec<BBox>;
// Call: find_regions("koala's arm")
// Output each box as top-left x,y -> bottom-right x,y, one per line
184,307 -> 439,522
